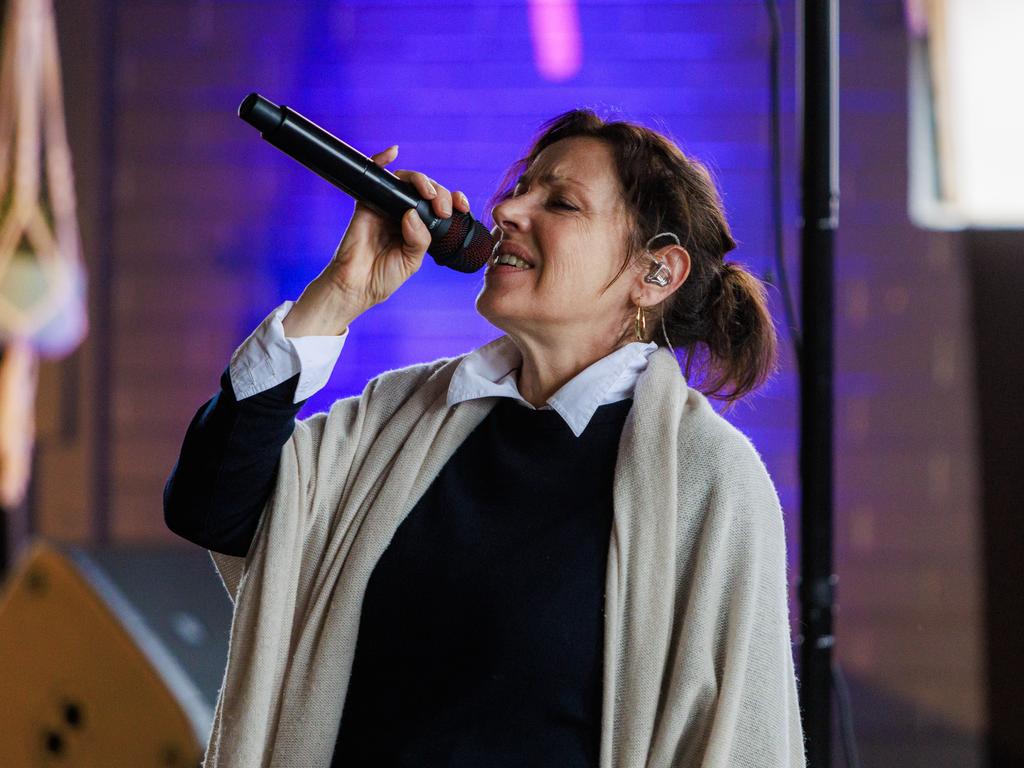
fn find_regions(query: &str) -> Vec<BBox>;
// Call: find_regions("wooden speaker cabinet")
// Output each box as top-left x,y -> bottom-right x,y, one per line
0,540 -> 233,767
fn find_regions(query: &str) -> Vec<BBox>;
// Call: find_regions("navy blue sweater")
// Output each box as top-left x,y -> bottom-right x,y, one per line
164,368 -> 631,767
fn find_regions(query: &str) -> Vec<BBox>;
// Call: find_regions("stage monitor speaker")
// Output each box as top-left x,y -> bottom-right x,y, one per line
0,539 -> 233,767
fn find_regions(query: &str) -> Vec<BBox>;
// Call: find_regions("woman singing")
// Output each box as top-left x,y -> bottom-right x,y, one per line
165,109 -> 806,768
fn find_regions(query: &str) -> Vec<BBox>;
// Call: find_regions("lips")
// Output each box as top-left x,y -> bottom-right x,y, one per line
491,240 -> 536,267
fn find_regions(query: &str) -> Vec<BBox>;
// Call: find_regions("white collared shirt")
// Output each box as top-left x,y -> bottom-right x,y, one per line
446,335 -> 655,436
229,301 -> 349,402
229,301 -> 657,436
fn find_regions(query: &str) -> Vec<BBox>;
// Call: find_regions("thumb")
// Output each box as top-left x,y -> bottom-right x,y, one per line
400,208 -> 430,263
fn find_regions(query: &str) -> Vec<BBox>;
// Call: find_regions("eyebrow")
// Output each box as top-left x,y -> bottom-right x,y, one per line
515,172 -> 591,193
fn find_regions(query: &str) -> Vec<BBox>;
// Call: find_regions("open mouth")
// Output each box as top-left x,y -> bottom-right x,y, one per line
490,241 -> 536,271
492,253 -> 534,270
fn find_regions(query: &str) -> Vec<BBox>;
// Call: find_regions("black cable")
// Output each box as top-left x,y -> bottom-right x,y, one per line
765,0 -> 803,364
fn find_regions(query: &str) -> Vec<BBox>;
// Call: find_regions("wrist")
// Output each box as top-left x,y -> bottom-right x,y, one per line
282,279 -> 363,338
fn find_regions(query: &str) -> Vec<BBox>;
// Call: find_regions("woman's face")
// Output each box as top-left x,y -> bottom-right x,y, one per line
477,136 -> 637,349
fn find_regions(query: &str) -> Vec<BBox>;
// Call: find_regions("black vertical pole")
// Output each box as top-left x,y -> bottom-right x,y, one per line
798,1 -> 838,767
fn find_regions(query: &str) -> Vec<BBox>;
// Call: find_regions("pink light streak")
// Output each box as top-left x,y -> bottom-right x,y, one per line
528,0 -> 582,82
904,0 -> 928,37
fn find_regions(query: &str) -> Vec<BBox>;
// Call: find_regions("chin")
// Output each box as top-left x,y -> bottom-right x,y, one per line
475,288 -> 527,336
475,291 -> 509,331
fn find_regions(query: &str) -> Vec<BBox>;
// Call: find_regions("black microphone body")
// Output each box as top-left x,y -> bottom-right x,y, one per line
238,93 -> 493,273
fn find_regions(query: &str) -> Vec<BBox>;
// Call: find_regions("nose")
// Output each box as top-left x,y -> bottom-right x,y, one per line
491,193 -> 530,234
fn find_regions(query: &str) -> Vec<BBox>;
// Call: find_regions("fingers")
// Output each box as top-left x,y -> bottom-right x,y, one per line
371,145 -> 399,167
391,169 -> 469,220
398,170 -> 448,217
371,147 -> 472,219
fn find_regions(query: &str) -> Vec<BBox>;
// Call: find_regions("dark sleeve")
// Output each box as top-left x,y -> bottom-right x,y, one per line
163,366 -> 307,557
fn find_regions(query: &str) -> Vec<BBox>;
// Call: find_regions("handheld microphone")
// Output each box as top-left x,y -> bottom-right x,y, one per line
238,93 -> 494,274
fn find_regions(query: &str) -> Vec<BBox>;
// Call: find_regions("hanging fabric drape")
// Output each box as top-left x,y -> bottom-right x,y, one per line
0,0 -> 86,355
0,0 -> 87,553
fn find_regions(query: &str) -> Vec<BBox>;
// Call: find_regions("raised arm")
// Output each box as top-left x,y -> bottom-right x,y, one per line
164,144 -> 469,558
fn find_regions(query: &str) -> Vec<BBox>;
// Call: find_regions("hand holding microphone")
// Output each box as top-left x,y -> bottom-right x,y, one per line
238,93 -> 493,336
287,146 -> 473,337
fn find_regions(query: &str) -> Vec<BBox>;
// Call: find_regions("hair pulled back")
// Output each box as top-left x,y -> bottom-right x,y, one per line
487,108 -> 778,404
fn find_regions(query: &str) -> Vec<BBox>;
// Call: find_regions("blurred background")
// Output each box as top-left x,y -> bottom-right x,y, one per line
0,0 -> 1020,766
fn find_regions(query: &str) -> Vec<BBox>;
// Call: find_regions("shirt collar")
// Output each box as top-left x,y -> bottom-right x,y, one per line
447,336 -> 657,437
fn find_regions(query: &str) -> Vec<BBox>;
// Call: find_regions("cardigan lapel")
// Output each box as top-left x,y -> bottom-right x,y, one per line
601,349 -> 688,768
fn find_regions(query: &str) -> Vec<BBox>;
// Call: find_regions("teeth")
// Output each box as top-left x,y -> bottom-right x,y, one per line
494,252 -> 532,269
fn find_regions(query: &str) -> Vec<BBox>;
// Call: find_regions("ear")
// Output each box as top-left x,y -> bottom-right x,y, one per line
632,244 -> 691,307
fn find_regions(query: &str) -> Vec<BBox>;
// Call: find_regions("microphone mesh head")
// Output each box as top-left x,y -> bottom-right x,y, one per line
429,211 -> 494,273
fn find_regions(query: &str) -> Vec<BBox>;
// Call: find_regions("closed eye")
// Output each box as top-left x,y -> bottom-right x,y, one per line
549,198 -> 577,211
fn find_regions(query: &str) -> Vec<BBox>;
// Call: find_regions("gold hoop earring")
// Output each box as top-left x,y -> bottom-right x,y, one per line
635,304 -> 647,342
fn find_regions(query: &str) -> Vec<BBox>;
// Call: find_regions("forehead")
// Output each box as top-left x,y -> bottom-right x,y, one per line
524,136 -> 620,195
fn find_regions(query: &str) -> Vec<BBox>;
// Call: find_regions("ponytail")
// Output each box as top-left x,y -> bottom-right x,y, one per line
684,261 -> 778,404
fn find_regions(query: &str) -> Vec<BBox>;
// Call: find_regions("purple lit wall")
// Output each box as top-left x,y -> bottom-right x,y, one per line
44,2 -> 985,766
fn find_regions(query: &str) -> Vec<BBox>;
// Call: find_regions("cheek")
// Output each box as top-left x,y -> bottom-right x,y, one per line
539,243 -> 622,298
540,254 -> 586,288
537,235 -> 599,290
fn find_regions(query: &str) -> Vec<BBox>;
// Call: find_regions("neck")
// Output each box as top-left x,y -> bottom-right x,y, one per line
511,333 -> 625,408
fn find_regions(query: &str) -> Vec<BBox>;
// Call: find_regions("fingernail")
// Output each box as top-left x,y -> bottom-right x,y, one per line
442,199 -> 452,216
427,183 -> 437,198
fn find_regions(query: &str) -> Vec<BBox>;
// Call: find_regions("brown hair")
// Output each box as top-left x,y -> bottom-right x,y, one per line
486,108 -> 778,404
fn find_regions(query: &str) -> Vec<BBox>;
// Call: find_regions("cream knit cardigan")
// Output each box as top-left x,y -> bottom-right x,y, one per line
204,346 -> 806,768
